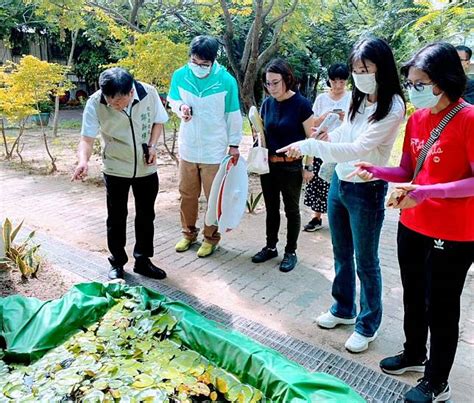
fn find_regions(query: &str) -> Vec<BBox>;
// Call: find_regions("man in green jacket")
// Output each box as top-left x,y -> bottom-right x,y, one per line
167,36 -> 243,258
72,67 -> 168,280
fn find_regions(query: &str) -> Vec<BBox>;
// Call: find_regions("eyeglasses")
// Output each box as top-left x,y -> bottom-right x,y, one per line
264,79 -> 282,88
190,60 -> 212,68
402,81 -> 434,92
460,58 -> 470,62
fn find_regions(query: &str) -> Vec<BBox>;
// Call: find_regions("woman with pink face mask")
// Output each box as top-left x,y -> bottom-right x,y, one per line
277,37 -> 406,354
350,42 -> 474,403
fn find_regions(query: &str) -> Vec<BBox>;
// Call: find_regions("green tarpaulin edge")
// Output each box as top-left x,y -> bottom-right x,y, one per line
0,282 -> 365,402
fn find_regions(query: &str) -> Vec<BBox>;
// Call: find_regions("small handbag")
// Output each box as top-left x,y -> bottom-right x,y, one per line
247,106 -> 269,175
247,133 -> 269,175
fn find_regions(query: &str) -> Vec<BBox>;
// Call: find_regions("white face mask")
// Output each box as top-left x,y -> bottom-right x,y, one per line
352,72 -> 377,95
188,62 -> 212,78
408,85 -> 442,109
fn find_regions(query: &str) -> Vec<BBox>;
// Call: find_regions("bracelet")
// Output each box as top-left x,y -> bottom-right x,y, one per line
148,144 -> 157,150
304,165 -> 313,172
229,145 -> 239,149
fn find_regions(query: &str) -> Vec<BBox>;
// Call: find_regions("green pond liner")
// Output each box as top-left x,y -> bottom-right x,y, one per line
0,282 -> 364,402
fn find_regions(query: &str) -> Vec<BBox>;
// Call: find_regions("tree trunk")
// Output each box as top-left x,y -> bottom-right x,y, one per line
240,80 -> 258,114
219,0 -> 298,115
52,95 -> 60,137
52,29 -> 79,138
1,118 -> 10,157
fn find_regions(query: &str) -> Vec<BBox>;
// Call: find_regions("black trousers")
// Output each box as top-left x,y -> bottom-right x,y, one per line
397,222 -> 473,384
260,163 -> 303,253
104,172 -> 159,267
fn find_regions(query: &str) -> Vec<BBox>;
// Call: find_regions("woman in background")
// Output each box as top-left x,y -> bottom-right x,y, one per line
303,63 -> 351,232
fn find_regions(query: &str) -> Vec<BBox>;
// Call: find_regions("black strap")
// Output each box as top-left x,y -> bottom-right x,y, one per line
413,103 -> 467,180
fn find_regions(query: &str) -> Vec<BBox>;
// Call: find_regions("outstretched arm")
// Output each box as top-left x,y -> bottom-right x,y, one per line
348,153 -> 414,182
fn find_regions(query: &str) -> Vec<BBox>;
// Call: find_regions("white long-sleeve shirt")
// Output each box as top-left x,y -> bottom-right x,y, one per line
298,95 -> 405,182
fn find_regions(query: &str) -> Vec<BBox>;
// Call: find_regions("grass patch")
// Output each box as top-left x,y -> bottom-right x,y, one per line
58,120 -> 82,130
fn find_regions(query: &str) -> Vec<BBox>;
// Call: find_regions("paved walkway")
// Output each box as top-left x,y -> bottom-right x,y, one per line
0,165 -> 472,402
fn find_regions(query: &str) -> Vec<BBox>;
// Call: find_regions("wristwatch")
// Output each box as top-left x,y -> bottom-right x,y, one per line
304,165 -> 314,172
148,144 -> 157,150
229,145 -> 239,149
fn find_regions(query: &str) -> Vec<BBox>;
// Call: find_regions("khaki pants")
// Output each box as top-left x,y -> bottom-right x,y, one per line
178,159 -> 221,245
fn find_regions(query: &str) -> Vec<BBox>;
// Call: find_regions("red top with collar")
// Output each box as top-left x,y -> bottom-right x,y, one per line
400,100 -> 474,241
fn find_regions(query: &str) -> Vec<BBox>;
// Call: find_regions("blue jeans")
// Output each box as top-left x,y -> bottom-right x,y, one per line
327,175 -> 388,337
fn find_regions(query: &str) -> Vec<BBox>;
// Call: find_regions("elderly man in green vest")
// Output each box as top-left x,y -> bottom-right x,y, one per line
72,67 -> 168,280
168,35 -> 243,258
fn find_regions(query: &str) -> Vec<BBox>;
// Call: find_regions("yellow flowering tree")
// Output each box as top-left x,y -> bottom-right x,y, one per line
0,56 -> 73,171
0,74 -> 36,161
112,32 -> 188,93
112,31 -> 188,163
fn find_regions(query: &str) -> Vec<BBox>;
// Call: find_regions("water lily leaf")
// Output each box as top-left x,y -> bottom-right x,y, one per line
172,350 -> 200,373
216,376 -> 231,394
132,373 -> 155,389
135,388 -> 168,402
160,366 -> 181,380
122,328 -> 138,339
135,317 -> 154,333
135,340 -> 152,352
0,361 -> 9,376
4,383 -> 26,399
82,389 -> 105,402
151,314 -> 178,335
81,341 -> 99,354
92,379 -> 108,390
189,363 -> 206,377
108,379 -> 123,389
56,373 -> 83,386
96,325 -> 116,338
251,389 -> 263,402
225,383 -> 242,401
191,382 -> 211,397
236,384 -> 254,403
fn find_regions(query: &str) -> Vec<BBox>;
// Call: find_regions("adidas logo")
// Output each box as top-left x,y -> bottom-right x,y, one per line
434,239 -> 444,250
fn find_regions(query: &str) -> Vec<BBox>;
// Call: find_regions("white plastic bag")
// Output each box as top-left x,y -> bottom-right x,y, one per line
247,106 -> 269,175
247,138 -> 269,175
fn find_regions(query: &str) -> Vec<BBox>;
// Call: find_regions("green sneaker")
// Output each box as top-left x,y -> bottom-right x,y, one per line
175,238 -> 195,252
197,241 -> 217,258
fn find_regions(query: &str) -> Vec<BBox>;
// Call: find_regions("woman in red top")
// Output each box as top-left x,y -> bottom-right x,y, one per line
353,42 -> 474,403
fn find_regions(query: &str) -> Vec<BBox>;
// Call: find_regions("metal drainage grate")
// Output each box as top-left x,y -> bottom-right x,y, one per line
38,232 -> 411,402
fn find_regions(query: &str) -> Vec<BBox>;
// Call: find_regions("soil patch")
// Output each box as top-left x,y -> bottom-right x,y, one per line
0,262 -> 84,300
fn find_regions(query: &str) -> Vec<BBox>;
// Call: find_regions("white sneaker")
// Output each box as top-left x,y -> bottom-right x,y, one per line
316,311 -> 356,329
345,331 -> 378,353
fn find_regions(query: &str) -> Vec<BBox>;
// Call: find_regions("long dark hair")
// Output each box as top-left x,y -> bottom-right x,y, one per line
402,42 -> 467,103
348,37 -> 405,123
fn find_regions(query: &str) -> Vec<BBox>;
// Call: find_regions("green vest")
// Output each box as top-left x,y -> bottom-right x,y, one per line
93,81 -> 158,178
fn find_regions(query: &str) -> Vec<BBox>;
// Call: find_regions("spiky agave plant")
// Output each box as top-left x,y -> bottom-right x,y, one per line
246,192 -> 263,214
1,218 -> 41,280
